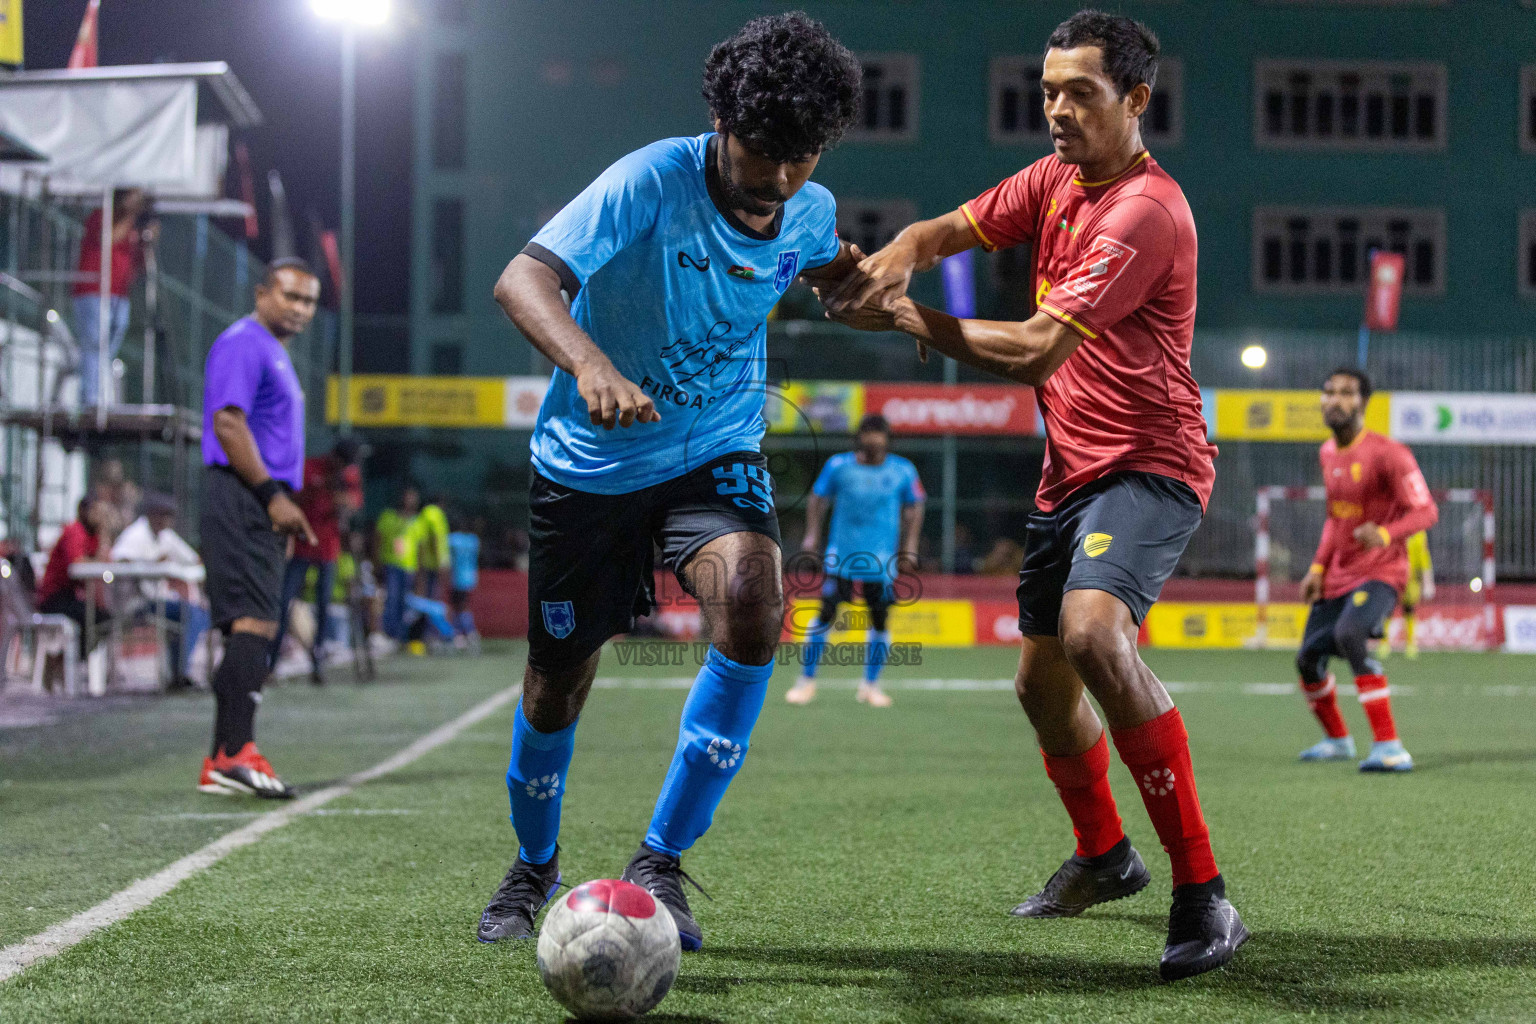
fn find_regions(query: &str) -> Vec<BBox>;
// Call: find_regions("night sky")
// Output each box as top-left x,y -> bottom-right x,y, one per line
24,0 -> 413,316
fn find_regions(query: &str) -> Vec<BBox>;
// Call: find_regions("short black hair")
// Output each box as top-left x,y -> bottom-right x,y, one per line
262,256 -> 317,288
702,12 -> 862,163
1326,366 -> 1373,403
857,413 -> 891,436
1046,9 -> 1160,98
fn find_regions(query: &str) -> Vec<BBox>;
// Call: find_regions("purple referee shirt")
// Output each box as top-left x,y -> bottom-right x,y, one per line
201,316 -> 305,490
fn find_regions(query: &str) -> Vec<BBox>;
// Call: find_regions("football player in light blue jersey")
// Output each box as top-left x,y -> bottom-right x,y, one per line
476,13 -> 864,952
789,414 -> 926,707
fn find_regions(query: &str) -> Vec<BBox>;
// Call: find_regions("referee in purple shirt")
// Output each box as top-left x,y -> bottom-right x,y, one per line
197,257 -> 320,799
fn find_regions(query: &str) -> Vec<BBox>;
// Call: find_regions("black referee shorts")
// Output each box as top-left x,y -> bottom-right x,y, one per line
201,466 -> 287,630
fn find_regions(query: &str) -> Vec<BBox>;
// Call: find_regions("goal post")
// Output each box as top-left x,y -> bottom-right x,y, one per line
1254,486 -> 1496,651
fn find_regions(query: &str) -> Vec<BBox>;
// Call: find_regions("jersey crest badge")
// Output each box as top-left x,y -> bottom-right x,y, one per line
774,250 -> 801,292
1058,235 -> 1138,309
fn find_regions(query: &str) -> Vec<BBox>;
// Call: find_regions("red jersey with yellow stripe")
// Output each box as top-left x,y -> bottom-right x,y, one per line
1313,430 -> 1439,600
962,151 -> 1214,512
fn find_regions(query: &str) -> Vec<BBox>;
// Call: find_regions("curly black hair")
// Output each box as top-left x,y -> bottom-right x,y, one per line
702,12 -> 862,163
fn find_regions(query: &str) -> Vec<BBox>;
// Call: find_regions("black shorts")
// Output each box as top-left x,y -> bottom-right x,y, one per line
820,575 -> 895,632
527,450 -> 781,670
1017,471 -> 1202,637
450,588 -> 473,613
201,466 -> 287,630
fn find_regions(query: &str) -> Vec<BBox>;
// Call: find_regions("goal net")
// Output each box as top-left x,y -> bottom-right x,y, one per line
1254,486 -> 1497,651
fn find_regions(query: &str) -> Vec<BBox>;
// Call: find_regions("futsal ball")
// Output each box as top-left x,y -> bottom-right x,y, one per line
536,879 -> 682,1021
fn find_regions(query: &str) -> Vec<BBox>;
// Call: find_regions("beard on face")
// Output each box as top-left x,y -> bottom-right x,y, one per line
719,148 -> 785,216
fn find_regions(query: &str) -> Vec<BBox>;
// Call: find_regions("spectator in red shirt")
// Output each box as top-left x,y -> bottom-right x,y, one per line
73,188 -> 156,407
36,497 -> 114,655
272,436 -> 366,683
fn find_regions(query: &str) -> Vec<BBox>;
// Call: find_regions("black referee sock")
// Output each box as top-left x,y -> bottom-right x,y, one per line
211,631 -> 273,758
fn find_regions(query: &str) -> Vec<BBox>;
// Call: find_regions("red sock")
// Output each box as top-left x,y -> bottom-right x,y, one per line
1301,674 -> 1349,739
1040,732 -> 1126,858
1354,674 -> 1398,742
1111,708 -> 1219,887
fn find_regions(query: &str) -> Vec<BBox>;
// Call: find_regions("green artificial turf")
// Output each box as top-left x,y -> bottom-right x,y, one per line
2,642 -> 1534,1022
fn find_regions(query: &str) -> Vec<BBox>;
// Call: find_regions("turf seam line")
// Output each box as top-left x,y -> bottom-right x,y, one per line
0,683 -> 522,985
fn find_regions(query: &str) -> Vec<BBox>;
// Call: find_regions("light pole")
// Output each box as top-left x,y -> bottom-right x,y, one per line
312,0 -> 390,432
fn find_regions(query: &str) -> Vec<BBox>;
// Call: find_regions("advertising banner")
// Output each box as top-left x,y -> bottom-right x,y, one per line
326,375 -> 508,428
785,598 -> 976,646
1389,392 -> 1536,445
864,382 -> 1037,436
1214,389 -> 1390,441
1502,606 -> 1536,654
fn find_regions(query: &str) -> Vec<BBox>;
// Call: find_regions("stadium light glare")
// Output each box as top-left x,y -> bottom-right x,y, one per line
1470,577 -> 1484,593
311,0 -> 390,25
1241,344 -> 1268,370
46,308 -> 60,323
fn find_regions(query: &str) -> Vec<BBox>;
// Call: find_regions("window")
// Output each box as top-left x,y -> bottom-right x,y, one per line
1521,211 -> 1536,299
432,52 -> 467,170
1523,66 -> 1536,154
430,342 -> 464,375
990,57 -> 1182,146
835,199 -> 917,255
1252,206 -> 1445,295
430,198 -> 464,314
848,54 -> 918,142
1255,60 -> 1446,151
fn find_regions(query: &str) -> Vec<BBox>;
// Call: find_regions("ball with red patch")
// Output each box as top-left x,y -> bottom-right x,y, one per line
536,879 -> 681,1021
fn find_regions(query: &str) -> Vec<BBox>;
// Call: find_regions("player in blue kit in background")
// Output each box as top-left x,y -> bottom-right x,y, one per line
788,414 -> 925,707
447,517 -> 481,652
476,14 -> 863,950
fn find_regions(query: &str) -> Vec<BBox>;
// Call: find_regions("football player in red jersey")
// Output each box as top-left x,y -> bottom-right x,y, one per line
1296,368 -> 1437,772
819,10 -> 1244,981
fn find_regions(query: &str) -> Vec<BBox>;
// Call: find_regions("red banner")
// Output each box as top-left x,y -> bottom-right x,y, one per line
864,383 -> 1037,436
1364,250 -> 1406,331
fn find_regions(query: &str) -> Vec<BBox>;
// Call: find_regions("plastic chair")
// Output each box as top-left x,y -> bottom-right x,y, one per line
29,613 -> 80,696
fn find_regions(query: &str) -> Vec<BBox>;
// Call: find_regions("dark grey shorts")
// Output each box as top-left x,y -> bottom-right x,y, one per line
1017,471 -> 1203,637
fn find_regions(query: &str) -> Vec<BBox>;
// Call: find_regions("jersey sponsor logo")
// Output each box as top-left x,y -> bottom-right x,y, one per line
712,461 -> 774,513
1083,532 -> 1113,558
541,600 -> 576,640
677,250 -> 711,272
774,250 -> 801,292
1057,234 -> 1138,309
656,320 -> 763,388
1330,500 -> 1363,520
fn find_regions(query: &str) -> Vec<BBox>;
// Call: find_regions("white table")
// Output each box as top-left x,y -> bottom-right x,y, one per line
68,561 -> 208,692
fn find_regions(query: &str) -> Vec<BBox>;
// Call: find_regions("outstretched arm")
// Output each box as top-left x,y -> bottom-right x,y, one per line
821,210 -> 979,315
824,296 -> 1084,388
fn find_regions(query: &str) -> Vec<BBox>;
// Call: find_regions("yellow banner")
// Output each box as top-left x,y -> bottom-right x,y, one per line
1214,389 -> 1390,442
326,375 -> 506,428
0,0 -> 21,67
765,381 -> 864,434
787,598 -> 975,647
1144,602 -> 1310,649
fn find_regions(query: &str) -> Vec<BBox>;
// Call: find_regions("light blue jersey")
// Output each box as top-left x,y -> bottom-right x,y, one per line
814,452 -> 925,581
448,532 -> 479,592
524,134 -> 841,494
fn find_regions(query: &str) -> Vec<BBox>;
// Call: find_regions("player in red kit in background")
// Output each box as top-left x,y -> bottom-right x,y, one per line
820,10 -> 1244,981
1295,368 -> 1437,772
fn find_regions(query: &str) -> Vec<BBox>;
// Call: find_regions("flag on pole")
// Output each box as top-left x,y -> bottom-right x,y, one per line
1364,250 -> 1406,332
233,142 -> 259,240
67,0 -> 99,69
0,0 -> 24,68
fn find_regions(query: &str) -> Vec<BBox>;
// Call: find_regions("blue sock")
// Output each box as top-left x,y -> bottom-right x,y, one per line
506,699 -> 577,865
864,629 -> 890,684
645,647 -> 772,857
802,619 -> 830,679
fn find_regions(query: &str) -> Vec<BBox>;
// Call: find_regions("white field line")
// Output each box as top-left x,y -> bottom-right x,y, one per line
0,683 -> 521,984
590,676 -> 1472,696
